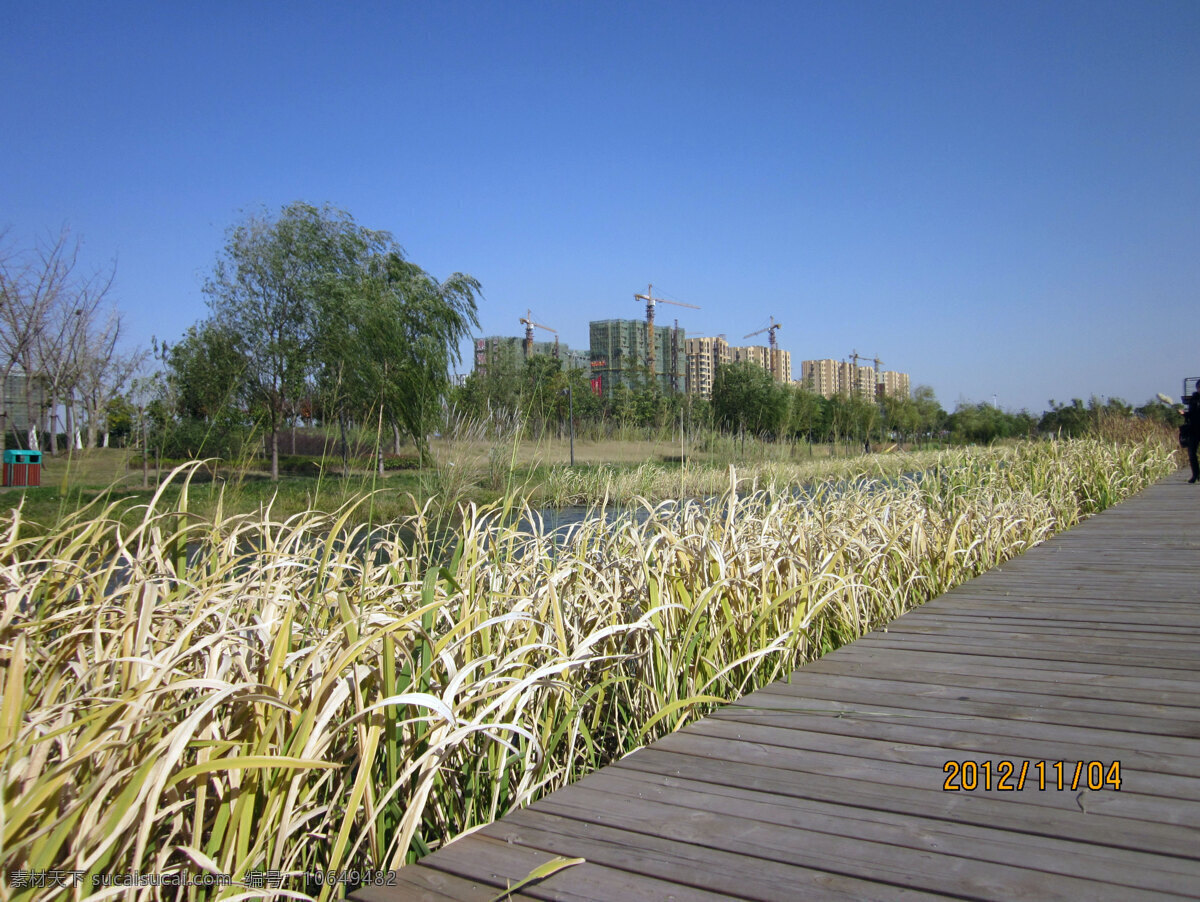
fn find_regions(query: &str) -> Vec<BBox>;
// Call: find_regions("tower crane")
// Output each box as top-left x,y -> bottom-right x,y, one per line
519,310 -> 558,359
744,316 -> 783,381
849,350 -> 864,397
634,284 -> 699,380
848,350 -> 882,399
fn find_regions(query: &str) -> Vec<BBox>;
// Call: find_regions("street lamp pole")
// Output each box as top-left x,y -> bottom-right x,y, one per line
562,385 -> 575,466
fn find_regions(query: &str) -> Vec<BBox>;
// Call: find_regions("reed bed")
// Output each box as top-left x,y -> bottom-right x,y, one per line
539,447 -> 945,507
0,438 -> 1177,900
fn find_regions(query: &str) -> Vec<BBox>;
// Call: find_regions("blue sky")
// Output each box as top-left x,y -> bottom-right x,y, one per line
4,0 -> 1198,412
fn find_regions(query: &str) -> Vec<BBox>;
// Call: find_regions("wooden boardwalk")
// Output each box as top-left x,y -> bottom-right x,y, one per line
359,472 -> 1200,901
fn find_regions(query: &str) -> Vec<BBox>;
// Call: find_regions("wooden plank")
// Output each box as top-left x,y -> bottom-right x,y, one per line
828,641 -> 1200,688
414,834 -> 736,902
525,781 -> 1182,901
744,684 -> 1200,769
483,807 -> 939,902
561,767 -> 1200,895
616,746 -> 1200,860
855,632 -> 1200,673
880,620 -> 1200,650
738,670 -> 1200,734
355,867 -> 536,902
708,700 -> 1200,780
916,604 -> 1200,624
673,719 -> 1200,812
802,652 -> 1200,710
899,611 -> 1200,635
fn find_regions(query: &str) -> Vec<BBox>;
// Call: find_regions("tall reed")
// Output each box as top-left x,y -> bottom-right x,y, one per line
0,439 -> 1177,900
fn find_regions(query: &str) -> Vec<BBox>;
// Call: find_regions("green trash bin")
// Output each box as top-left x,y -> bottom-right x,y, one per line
3,449 -> 42,487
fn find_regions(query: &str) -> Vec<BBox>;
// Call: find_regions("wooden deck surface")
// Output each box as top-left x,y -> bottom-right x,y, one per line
358,471 -> 1200,901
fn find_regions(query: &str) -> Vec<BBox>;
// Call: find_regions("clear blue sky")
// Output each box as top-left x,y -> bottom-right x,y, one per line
4,0 -> 1198,412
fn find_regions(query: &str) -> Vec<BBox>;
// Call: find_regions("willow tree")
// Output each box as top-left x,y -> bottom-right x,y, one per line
203,203 -> 387,479
204,202 -> 478,478
320,252 -> 479,468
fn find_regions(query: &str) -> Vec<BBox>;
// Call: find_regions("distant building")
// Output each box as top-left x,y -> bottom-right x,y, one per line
878,370 -> 910,400
729,345 -> 791,384
800,359 -> 908,400
684,336 -> 730,398
473,336 -> 587,378
685,340 -> 791,396
799,358 -> 841,398
588,319 -> 685,396
561,347 -> 590,371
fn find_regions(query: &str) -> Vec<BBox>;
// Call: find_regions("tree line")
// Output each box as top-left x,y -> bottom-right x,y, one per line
454,352 -> 1179,447
6,204 -> 1178,470
0,228 -> 143,452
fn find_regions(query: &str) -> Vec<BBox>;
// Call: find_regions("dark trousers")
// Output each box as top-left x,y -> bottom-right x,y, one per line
1189,441 -> 1199,481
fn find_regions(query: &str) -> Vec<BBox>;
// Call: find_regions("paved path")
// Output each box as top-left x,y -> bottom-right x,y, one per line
359,471 -> 1200,901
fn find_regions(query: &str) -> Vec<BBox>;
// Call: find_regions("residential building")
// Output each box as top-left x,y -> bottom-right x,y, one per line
799,359 -> 869,398
684,336 -> 730,397
878,370 -> 911,399
801,359 -> 907,400
726,345 -> 793,384
799,358 -> 840,398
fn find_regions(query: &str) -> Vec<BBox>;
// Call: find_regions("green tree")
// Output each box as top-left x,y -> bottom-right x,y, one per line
948,401 -> 1036,444
564,366 -> 603,426
451,358 -> 524,422
204,202 -> 378,479
321,251 -> 479,466
882,392 -> 920,443
166,323 -> 246,421
822,393 -> 873,445
203,202 -> 478,476
1038,399 -> 1090,438
520,354 -> 568,436
159,322 -> 253,459
786,384 -> 823,441
104,394 -> 136,446
1136,397 -> 1182,427
712,362 -> 789,437
912,385 -> 947,442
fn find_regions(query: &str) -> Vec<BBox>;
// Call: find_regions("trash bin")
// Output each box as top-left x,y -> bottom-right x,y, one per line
3,449 -> 42,487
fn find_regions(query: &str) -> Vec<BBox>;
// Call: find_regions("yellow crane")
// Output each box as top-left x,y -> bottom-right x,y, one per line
519,310 -> 558,359
634,284 -> 699,380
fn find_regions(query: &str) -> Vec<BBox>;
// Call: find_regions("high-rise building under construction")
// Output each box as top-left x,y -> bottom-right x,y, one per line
588,319 -> 686,396
473,337 -> 588,378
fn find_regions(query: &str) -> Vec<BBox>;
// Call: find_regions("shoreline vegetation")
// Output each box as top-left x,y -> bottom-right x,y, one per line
0,404 -> 1171,533
0,434 -> 957,535
0,435 -> 1179,900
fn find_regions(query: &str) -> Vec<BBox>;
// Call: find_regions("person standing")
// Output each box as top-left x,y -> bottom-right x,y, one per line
1184,389 -> 1200,483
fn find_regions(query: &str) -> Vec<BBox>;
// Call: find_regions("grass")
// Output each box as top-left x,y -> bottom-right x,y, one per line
0,436 -> 1178,899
